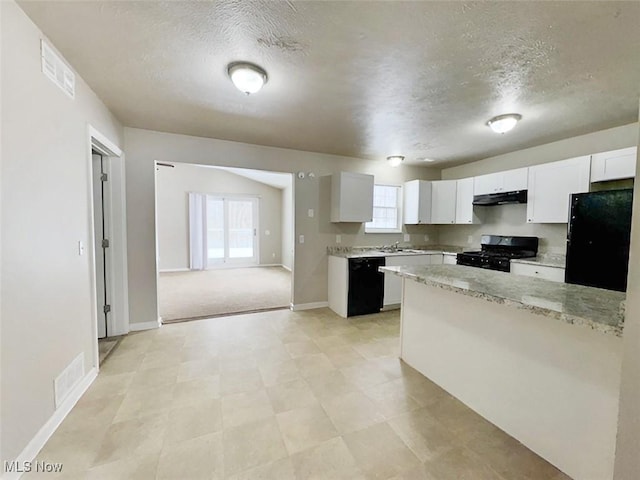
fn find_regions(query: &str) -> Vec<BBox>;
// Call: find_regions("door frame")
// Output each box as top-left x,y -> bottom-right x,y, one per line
206,194 -> 260,268
87,126 -> 129,367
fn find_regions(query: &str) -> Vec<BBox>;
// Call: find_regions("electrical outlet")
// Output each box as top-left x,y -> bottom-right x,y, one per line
299,235 -> 305,244
308,209 -> 315,218
424,235 -> 429,242
272,253 -> 276,258
404,234 -> 410,242
336,235 -> 341,244
265,230 -> 270,236
467,235 -> 473,244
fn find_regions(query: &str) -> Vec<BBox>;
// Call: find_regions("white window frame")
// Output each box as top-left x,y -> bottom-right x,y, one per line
365,184 -> 403,234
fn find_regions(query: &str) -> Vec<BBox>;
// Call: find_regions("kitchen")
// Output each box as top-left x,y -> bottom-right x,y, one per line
327,142 -> 636,479
4,2 -> 640,480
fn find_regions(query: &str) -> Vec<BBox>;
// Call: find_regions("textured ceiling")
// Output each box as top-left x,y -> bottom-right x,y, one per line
18,1 -> 640,166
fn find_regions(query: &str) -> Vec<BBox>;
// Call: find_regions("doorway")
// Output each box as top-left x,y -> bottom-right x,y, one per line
88,126 -> 129,369
155,163 -> 293,322
92,151 -> 109,338
207,195 -> 259,266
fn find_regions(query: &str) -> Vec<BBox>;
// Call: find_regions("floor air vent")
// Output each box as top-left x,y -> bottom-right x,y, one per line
41,40 -> 75,99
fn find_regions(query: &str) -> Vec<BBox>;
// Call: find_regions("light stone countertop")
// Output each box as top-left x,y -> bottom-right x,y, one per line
380,264 -> 625,336
327,245 -> 467,259
511,253 -> 566,268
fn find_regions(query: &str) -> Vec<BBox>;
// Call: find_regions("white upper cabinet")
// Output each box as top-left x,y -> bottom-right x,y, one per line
590,146 -> 637,182
330,171 -> 374,222
455,177 -> 478,224
431,180 -> 457,224
404,180 -> 432,224
526,156 -> 591,224
474,167 -> 528,195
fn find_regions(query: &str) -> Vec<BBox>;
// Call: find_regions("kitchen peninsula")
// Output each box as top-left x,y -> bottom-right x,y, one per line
381,264 -> 625,480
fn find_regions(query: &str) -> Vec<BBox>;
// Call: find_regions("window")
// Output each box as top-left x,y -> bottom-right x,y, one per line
365,184 -> 402,233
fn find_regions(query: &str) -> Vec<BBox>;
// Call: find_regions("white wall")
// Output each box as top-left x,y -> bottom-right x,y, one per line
156,163 -> 284,270
613,117 -> 640,479
281,182 -> 293,270
439,123 -> 638,251
124,127 -> 439,324
1,0 -> 123,464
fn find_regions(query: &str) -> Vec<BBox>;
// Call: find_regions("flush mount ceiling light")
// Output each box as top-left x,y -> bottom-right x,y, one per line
487,113 -> 522,134
227,62 -> 268,95
387,155 -> 405,167
420,157 -> 436,163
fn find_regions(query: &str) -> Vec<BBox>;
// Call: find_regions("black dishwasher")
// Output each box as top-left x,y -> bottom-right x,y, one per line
347,257 -> 385,317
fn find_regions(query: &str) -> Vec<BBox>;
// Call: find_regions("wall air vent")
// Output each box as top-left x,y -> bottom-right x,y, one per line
41,40 -> 75,99
53,353 -> 85,407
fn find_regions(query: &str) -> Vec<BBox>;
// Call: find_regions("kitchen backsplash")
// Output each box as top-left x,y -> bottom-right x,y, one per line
438,203 -> 568,254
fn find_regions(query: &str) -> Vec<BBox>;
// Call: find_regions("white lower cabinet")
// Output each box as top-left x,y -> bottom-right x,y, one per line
443,253 -> 457,265
328,256 -> 349,317
383,254 -> 435,307
511,262 -> 565,282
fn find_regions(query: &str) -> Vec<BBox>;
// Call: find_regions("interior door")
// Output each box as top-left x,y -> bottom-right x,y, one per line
206,196 -> 258,267
92,153 -> 109,338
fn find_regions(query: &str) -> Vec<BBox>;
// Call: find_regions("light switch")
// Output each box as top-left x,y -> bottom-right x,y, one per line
336,235 -> 341,244
299,235 -> 305,244
308,209 -> 314,218
404,234 -> 410,242
467,235 -> 473,244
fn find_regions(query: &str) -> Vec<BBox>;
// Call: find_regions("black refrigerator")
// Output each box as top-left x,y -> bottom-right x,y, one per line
565,188 -> 634,292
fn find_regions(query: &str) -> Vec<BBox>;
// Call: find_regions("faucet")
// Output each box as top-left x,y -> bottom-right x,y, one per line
380,241 -> 401,252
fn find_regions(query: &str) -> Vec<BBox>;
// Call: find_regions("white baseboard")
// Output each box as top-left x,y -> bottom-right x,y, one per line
1,368 -> 98,480
290,301 -> 329,311
158,268 -> 190,273
129,319 -> 161,331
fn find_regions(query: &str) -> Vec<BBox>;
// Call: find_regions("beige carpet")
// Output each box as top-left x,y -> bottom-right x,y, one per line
158,266 -> 291,322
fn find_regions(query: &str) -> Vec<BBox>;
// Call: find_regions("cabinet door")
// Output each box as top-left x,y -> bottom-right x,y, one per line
443,254 -> 457,265
403,180 -> 432,224
428,254 -> 443,265
474,172 -> 502,195
383,255 -> 431,306
590,147 -> 637,182
331,172 -> 374,222
527,156 -> 591,223
431,180 -> 457,224
455,177 -> 477,224
503,167 -> 528,192
511,263 -> 565,282
328,256 -> 349,317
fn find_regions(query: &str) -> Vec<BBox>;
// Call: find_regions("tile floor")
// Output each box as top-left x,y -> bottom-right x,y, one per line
27,308 -> 571,479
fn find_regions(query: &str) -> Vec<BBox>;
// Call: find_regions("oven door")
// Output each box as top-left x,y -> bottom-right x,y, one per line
457,254 -> 483,268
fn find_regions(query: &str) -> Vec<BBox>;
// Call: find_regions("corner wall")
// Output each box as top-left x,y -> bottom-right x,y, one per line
124,127 -> 439,324
1,0 -> 123,464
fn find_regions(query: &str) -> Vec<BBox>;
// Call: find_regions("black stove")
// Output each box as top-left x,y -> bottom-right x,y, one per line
456,235 -> 538,272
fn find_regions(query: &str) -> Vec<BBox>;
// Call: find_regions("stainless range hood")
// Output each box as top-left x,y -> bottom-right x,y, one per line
472,190 -> 528,206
